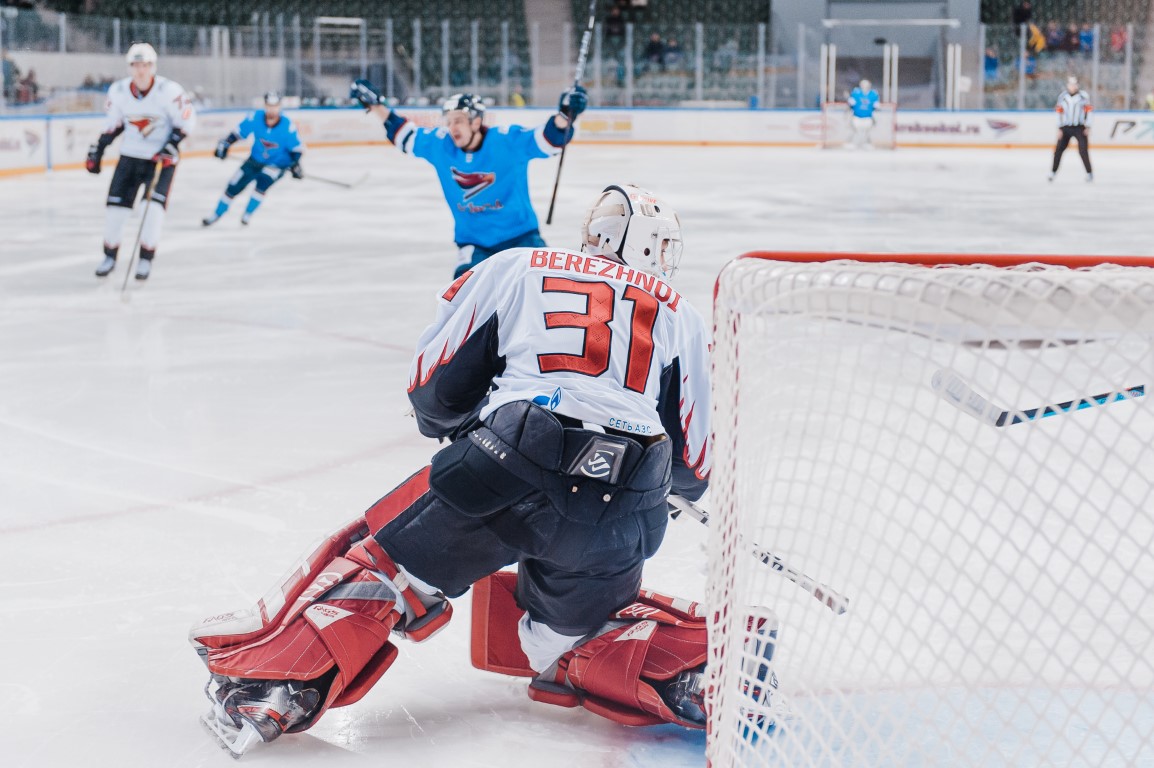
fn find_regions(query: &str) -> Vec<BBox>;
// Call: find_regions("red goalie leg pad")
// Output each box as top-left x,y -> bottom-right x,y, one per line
535,590 -> 709,729
470,570 -> 536,677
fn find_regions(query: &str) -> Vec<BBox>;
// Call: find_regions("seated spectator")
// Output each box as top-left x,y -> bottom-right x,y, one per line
713,37 -> 739,73
1110,25 -> 1128,56
1045,21 -> 1063,51
1061,24 -> 1081,54
17,69 -> 40,104
604,6 -> 625,56
664,38 -> 684,70
2,52 -> 20,102
984,47 -> 999,83
1012,1 -> 1032,36
1027,23 -> 1046,55
642,32 -> 665,73
1079,24 -> 1094,55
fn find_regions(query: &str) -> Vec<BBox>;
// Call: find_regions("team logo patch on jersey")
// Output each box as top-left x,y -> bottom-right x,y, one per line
531,387 -> 563,410
568,436 -> 628,484
451,167 -> 496,200
127,116 -> 158,136
259,139 -> 280,151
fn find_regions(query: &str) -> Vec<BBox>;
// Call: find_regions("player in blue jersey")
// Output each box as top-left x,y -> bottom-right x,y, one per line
847,79 -> 880,149
202,92 -> 305,226
351,79 -> 587,277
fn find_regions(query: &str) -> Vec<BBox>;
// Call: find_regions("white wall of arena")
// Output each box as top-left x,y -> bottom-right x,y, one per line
3,106 -> 1154,176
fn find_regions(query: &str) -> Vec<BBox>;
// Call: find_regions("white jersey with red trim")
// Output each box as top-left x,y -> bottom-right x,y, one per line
103,75 -> 196,159
409,247 -> 712,488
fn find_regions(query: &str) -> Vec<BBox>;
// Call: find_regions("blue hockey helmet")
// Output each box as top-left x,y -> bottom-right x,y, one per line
442,93 -> 485,121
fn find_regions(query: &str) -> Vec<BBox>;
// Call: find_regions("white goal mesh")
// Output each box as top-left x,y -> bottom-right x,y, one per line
821,102 -> 897,149
706,253 -> 1154,767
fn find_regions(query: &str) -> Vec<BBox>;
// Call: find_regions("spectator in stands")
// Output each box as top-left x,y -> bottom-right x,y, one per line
1061,24 -> 1081,54
509,86 -> 526,107
984,47 -> 999,83
1012,1 -> 1032,36
604,6 -> 625,57
1110,26 -> 1128,57
1079,24 -> 1094,56
664,38 -> 684,70
2,52 -> 20,103
642,32 -> 665,74
17,69 -> 40,104
1045,22 -> 1064,52
1027,23 -> 1046,55
713,38 -> 739,74
1145,91 -> 1154,111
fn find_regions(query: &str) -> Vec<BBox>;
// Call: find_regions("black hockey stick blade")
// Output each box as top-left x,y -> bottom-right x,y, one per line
667,495 -> 850,615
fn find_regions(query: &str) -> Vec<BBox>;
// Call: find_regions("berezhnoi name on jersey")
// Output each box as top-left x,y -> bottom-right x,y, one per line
529,250 -> 682,311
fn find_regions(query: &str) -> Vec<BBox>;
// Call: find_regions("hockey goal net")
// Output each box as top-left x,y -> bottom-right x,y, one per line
820,101 -> 897,149
706,253 -> 1154,767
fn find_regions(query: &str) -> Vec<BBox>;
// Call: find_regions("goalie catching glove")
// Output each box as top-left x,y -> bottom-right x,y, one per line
350,78 -> 388,111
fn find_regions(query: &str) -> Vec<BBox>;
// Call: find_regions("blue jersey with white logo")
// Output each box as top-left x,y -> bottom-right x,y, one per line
391,121 -> 562,248
848,87 -> 879,118
237,111 -> 304,168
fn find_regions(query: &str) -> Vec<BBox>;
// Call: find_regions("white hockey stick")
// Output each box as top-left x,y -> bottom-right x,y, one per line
668,495 -> 850,615
304,170 -> 368,189
931,368 -> 1145,428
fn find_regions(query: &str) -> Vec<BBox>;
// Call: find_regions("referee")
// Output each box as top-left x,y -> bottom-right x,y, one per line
1050,76 -> 1093,182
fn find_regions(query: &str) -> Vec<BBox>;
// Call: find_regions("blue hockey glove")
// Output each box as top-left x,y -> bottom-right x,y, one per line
558,85 -> 588,121
350,79 -> 388,110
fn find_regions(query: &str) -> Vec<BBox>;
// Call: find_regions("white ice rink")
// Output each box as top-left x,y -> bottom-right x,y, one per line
2,133 -> 1151,768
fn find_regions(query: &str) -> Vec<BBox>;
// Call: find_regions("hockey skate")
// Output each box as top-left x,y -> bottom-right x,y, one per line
135,259 -> 152,280
202,215 -> 219,227
656,667 -> 706,725
95,255 -> 116,277
200,673 -> 328,758
240,213 -> 252,226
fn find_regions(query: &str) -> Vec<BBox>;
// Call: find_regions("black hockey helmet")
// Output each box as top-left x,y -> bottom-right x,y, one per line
442,93 -> 485,121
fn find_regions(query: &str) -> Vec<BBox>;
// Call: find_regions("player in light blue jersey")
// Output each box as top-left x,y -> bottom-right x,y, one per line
351,79 -> 587,277
202,92 -> 305,226
847,79 -> 880,149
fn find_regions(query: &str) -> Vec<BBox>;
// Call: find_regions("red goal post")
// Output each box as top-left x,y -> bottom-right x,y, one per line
706,251 -> 1154,767
820,101 -> 897,149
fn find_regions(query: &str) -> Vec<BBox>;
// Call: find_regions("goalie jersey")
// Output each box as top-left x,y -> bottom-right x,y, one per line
103,75 -> 195,159
407,247 -> 712,499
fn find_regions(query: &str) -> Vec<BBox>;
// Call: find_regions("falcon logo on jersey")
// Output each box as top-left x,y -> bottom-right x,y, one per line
127,116 -> 158,136
451,167 -> 496,200
259,139 -> 280,151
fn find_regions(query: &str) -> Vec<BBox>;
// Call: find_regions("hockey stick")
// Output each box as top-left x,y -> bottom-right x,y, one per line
120,160 -> 163,295
668,495 -> 850,615
302,170 -> 368,189
931,368 -> 1145,427
544,0 -> 596,225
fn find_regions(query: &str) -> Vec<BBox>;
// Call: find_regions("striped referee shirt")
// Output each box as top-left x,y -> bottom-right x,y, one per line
1056,90 -> 1093,127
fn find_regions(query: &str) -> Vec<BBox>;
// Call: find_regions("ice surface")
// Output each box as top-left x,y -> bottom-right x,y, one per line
1,139 -> 1149,767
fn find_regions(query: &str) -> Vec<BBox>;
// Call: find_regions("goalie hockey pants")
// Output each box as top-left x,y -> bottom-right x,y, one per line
371,401 -> 673,637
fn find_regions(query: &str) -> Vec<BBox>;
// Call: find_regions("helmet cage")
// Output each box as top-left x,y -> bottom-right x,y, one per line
581,184 -> 683,280
442,93 -> 485,121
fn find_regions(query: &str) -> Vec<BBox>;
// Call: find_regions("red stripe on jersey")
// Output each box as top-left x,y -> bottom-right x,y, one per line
366,465 -> 432,533
442,270 -> 474,302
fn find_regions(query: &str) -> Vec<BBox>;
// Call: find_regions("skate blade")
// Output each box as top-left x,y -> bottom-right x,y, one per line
200,710 -> 263,759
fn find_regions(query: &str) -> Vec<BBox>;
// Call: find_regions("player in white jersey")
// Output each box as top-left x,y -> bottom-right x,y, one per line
189,184 -> 719,756
86,43 -> 195,280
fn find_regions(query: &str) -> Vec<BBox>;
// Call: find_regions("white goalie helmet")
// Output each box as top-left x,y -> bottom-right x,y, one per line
125,42 -> 158,65
581,184 -> 684,279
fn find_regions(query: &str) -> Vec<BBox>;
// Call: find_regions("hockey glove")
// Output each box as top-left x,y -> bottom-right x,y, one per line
558,85 -> 588,121
350,78 -> 388,110
152,128 -> 185,167
214,133 -> 238,160
85,143 -> 103,174
290,162 -> 304,180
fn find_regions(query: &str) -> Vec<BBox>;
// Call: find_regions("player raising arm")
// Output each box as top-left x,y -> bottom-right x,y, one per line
351,78 -> 587,277
190,184 -> 722,757
87,43 -> 195,280
202,91 -> 305,226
